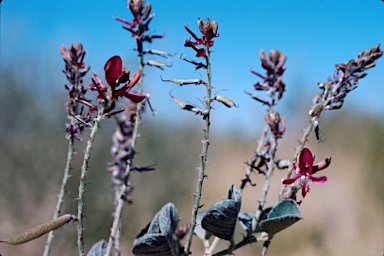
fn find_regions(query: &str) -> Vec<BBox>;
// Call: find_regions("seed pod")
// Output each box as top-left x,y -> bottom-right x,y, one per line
214,95 -> 237,108
0,214 -> 78,245
145,60 -> 172,69
309,103 -> 324,117
169,93 -> 195,111
144,49 -> 173,57
161,77 -> 203,86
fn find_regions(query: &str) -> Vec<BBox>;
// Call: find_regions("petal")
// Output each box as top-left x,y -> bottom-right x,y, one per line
310,175 -> 328,184
301,178 -> 310,197
282,175 -> 300,185
125,92 -> 147,103
104,56 -> 122,87
299,148 -> 314,175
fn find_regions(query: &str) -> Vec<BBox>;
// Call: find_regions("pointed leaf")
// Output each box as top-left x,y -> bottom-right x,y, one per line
132,234 -> 173,256
132,203 -> 178,256
201,185 -> 241,240
87,240 -> 109,256
259,199 -> 301,235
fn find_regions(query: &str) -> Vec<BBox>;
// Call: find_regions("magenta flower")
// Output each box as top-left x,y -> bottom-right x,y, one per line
104,56 -> 123,87
282,148 -> 331,198
104,56 -> 147,103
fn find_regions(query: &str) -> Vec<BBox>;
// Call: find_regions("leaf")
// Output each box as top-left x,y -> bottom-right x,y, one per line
132,203 -> 179,256
201,185 -> 242,240
87,240 -> 109,256
259,199 -> 301,235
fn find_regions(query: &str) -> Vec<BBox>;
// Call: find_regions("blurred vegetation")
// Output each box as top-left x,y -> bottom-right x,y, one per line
0,67 -> 383,256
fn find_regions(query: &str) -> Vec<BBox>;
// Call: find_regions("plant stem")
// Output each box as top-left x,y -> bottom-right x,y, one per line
240,124 -> 269,192
184,47 -> 212,256
43,138 -> 74,256
252,136 -> 278,231
105,41 -> 145,256
77,106 -> 105,256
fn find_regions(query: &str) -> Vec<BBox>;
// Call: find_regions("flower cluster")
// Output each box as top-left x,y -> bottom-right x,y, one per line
250,49 -> 286,101
184,18 -> 219,58
282,148 -> 331,198
91,56 -> 146,103
115,0 -> 162,50
265,111 -> 286,138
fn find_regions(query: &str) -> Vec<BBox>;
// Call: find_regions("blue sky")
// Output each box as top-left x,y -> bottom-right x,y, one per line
1,0 -> 383,134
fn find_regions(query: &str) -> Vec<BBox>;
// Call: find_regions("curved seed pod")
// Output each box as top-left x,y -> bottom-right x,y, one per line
309,103 -> 324,117
214,95 -> 237,108
144,49 -> 173,57
0,214 -> 78,245
146,60 -> 172,70
161,77 -> 203,86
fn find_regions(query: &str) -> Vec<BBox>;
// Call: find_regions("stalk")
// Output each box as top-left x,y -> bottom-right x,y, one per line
77,106 -> 106,256
43,138 -> 74,256
184,46 -> 212,256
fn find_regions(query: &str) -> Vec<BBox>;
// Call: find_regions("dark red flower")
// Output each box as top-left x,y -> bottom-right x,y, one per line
104,56 -> 123,87
282,148 -> 331,197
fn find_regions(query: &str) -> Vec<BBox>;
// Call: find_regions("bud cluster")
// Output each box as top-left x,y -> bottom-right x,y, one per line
60,43 -> 91,140
251,49 -> 287,101
265,111 -> 286,138
310,44 -> 382,117
184,18 -> 219,58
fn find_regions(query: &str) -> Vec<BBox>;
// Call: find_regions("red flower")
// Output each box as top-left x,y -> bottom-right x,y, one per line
104,56 -> 147,103
104,56 -> 123,87
282,148 -> 331,197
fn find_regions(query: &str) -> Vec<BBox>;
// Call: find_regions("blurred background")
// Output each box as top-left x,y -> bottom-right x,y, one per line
0,0 -> 383,255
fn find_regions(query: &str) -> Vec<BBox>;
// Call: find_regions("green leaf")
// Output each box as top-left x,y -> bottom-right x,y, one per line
132,203 -> 178,256
259,199 -> 301,235
201,185 -> 242,240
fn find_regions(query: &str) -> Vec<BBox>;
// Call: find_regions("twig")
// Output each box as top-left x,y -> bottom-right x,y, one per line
43,138 -> 74,256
